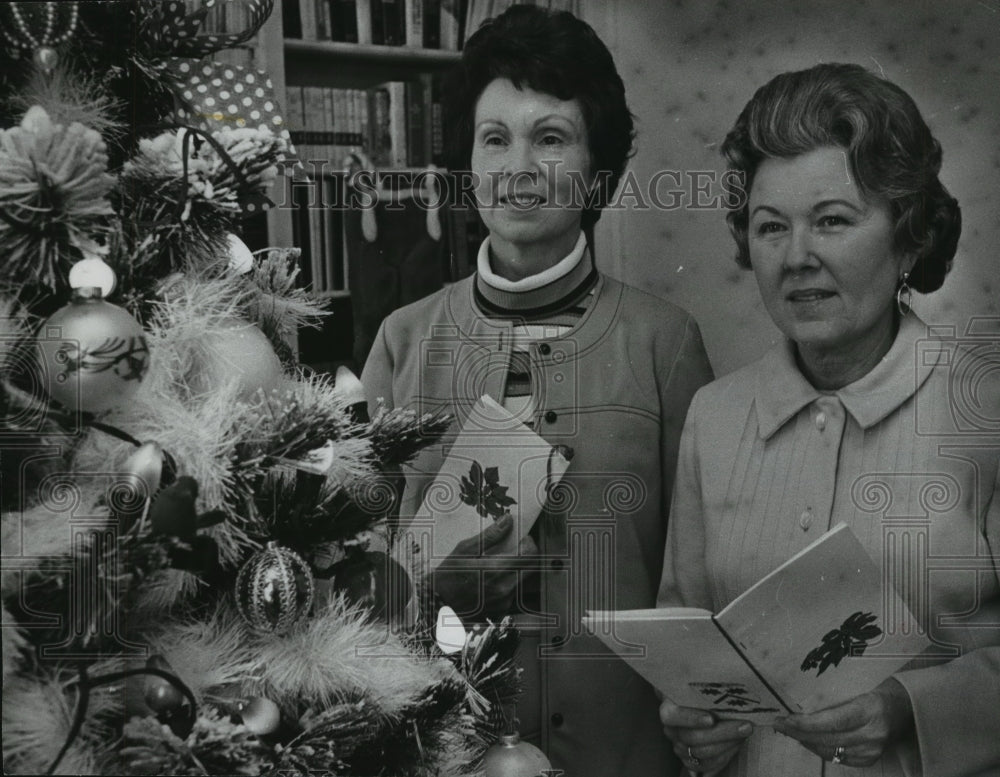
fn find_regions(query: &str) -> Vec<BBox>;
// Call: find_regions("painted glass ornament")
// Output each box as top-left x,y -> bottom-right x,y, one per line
36,287 -> 149,413
234,542 -> 314,634
482,732 -> 553,777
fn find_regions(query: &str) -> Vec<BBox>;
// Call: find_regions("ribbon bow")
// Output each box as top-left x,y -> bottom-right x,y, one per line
139,0 -> 301,169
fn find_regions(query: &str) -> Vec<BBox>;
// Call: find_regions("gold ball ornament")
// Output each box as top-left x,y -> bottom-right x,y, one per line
188,317 -> 283,403
483,732 -> 553,777
36,287 -> 150,413
235,542 -> 315,634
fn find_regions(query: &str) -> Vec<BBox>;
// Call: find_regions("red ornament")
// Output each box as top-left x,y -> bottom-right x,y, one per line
36,287 -> 149,413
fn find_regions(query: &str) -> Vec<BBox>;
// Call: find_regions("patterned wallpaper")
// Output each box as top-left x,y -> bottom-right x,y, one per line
587,0 -> 1000,375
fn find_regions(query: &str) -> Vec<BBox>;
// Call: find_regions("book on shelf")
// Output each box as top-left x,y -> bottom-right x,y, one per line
330,0 -> 360,42
423,0 -> 441,48
316,0 -> 331,38
284,0 -> 303,37
405,0 -> 424,46
370,0 -> 385,43
384,81 -> 408,167
429,72 -> 445,165
583,523 -> 932,724
356,0 -> 373,43
405,78 -> 430,166
300,0 -> 319,39
294,78 -> 451,175
440,0 -> 461,49
293,0 -> 474,46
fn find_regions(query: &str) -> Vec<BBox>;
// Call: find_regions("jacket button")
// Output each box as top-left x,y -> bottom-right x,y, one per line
539,343 -> 551,355
551,712 -> 564,727
799,509 -> 813,530
545,410 -> 558,423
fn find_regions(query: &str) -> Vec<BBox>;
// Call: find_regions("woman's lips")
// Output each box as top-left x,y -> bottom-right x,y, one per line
500,193 -> 545,208
787,289 -> 836,302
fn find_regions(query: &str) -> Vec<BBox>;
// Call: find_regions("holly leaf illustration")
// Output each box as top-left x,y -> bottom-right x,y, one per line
457,461 -> 517,520
801,610 -> 883,675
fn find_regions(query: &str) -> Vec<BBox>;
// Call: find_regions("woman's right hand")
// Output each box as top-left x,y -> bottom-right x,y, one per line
431,514 -> 538,618
659,698 -> 753,775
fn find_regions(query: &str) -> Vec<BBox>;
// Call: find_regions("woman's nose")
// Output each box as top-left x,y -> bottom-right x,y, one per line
501,138 -> 538,176
782,226 -> 820,271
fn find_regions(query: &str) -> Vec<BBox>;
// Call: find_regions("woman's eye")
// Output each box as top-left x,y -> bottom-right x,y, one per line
481,133 -> 506,147
539,133 -> 564,146
817,214 -> 849,228
755,221 -> 785,236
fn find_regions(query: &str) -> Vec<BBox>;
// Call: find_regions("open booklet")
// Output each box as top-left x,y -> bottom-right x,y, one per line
392,395 -> 573,608
583,523 -> 930,724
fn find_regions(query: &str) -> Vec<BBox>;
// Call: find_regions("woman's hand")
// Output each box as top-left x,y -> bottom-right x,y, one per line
431,515 -> 538,618
659,697 -> 752,775
772,677 -> 915,767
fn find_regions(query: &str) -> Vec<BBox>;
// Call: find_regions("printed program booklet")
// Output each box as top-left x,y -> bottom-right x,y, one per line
398,394 -> 573,569
583,523 -> 930,723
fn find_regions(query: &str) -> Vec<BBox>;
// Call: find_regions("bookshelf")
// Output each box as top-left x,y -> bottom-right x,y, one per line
253,0 -> 482,373
285,40 -> 460,87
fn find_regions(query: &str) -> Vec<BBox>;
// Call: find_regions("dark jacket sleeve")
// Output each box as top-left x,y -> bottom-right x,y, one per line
658,314 -> 714,525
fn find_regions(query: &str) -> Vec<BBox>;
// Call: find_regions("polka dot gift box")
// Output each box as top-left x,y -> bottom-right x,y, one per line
141,0 -> 300,163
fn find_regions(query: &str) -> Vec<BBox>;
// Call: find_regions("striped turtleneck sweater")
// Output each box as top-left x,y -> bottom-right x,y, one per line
473,231 -> 598,424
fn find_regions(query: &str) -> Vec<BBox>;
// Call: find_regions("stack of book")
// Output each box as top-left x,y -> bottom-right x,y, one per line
284,0 -> 464,48
284,76 -> 445,172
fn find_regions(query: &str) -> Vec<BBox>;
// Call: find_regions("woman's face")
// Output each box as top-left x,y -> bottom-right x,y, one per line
748,146 -> 913,358
471,78 -> 592,266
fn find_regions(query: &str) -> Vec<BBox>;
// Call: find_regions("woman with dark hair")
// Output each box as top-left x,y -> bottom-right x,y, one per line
363,6 -> 712,776
657,63 -> 999,777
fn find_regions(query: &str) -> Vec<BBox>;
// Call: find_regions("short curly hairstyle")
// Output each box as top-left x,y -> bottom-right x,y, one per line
444,4 -> 636,230
720,63 -> 961,294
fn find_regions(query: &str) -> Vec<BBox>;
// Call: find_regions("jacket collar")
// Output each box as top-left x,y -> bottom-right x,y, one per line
755,314 -> 941,439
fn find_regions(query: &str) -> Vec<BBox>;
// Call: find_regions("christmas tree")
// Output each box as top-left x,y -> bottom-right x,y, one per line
0,1 -> 519,774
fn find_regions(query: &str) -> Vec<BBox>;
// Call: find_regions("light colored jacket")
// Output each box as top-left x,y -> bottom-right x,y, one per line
363,272 -> 713,777
658,313 -> 1000,777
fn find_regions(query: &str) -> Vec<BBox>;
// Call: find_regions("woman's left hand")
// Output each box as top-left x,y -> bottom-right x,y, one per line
772,678 -> 915,768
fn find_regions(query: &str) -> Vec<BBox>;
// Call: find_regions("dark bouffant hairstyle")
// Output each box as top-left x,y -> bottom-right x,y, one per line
721,63 -> 960,293
444,4 -> 636,230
